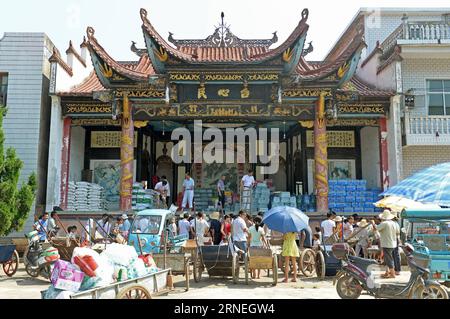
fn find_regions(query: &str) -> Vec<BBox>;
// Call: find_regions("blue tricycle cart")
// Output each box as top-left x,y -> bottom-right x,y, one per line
402,208 -> 450,286
0,244 -> 19,277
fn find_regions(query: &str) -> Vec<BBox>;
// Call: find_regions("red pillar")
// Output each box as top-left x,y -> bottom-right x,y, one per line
314,93 -> 328,213
379,117 -> 390,191
120,94 -> 134,211
60,117 -> 71,210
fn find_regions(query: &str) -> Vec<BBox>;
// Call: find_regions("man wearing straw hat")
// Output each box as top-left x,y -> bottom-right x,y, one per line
371,210 -> 400,279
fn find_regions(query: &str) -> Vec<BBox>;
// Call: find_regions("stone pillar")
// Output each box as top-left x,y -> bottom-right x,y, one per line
60,117 -> 71,210
379,117 -> 390,191
314,93 -> 328,213
120,93 -> 134,211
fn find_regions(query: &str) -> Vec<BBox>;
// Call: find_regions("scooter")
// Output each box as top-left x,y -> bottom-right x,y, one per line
23,231 -> 59,280
332,243 -> 448,299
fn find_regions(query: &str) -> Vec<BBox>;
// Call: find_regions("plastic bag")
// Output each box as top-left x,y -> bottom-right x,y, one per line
93,255 -> 115,287
138,254 -> 157,268
73,255 -> 98,277
100,243 -> 138,267
79,275 -> 101,291
42,286 -> 63,299
127,257 -> 149,279
71,247 -> 102,277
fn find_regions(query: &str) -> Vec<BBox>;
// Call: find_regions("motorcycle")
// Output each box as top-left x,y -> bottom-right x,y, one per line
332,243 -> 448,299
23,231 -> 59,280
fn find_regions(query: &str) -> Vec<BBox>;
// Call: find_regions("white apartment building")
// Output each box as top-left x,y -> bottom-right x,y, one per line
348,8 -> 450,183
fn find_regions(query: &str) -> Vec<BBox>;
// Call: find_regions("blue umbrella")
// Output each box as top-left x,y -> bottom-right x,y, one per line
381,162 -> 450,207
262,206 -> 309,233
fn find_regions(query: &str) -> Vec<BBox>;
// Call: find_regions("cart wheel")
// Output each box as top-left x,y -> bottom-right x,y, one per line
25,264 -> 39,278
244,254 -> 249,285
272,254 -> 278,286
116,284 -> 152,299
232,254 -> 239,284
315,250 -> 325,280
193,259 -> 203,283
300,248 -> 316,277
2,250 -> 19,277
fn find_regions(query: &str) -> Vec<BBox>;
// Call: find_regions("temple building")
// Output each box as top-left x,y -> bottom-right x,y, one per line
46,8 -> 394,214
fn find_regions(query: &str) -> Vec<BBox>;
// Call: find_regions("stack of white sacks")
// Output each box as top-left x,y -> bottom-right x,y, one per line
67,182 -> 77,211
67,181 -> 105,211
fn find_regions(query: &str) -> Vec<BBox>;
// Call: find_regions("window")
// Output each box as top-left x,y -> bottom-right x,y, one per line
131,215 -> 162,234
0,74 -> 7,106
427,80 -> 450,115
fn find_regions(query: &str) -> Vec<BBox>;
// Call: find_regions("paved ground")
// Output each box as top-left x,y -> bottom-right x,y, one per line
0,264 -> 423,299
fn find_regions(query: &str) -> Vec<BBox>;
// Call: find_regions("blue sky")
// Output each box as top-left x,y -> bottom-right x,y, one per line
1,0 -> 450,61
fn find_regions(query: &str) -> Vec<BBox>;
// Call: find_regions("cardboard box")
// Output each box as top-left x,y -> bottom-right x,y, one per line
51,260 -> 85,292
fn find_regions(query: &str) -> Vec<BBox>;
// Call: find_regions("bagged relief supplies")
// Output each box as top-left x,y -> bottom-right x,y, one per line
100,243 -> 138,267
71,247 -> 101,277
71,246 -> 114,287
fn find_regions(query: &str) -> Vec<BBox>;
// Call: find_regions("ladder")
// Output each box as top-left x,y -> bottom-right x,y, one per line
240,187 -> 254,214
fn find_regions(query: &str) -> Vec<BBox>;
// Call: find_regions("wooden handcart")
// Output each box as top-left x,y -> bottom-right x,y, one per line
152,253 -> 191,291
0,244 -> 19,277
43,268 -> 172,299
246,247 -> 278,285
182,239 -> 203,283
199,244 -> 248,284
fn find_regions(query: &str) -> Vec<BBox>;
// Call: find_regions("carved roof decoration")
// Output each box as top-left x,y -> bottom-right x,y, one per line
63,7 -> 386,97
168,12 -> 278,49
140,7 -> 309,64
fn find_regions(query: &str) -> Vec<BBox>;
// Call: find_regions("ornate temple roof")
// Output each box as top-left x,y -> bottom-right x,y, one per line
59,8 -> 392,97
139,8 -> 309,64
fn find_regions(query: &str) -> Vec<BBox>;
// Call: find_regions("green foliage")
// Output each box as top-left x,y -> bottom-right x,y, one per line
0,105 -> 37,236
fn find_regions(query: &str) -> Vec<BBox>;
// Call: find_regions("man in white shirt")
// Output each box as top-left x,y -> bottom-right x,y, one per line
155,178 -> 170,207
161,176 -> 171,206
372,210 -> 400,279
178,213 -> 191,237
182,173 -> 195,210
97,214 -> 111,238
232,210 -> 249,252
240,169 -> 255,211
320,212 -> 336,244
192,212 -> 210,245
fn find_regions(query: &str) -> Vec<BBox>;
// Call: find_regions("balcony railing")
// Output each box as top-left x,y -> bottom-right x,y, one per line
405,22 -> 450,41
404,113 -> 450,145
380,17 -> 450,60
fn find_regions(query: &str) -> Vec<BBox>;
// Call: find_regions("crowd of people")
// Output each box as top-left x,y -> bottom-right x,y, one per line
33,209 -> 132,245
33,191 -> 404,282
319,209 -> 403,279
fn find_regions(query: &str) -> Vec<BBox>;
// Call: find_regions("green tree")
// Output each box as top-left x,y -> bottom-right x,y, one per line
0,106 -> 37,236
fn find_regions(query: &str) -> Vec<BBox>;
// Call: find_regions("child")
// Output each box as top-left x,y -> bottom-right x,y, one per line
313,233 -> 321,250
282,232 -> 299,283
66,226 -> 77,239
168,217 -> 177,237
315,226 -> 322,242
248,216 -> 268,279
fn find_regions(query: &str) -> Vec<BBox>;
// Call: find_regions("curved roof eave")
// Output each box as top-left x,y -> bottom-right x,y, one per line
140,7 -> 310,65
86,26 -> 150,82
